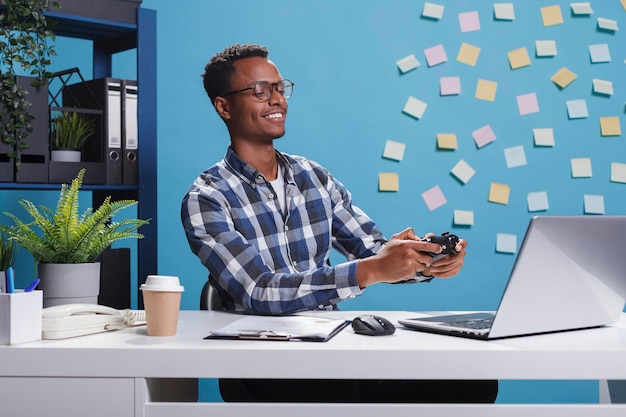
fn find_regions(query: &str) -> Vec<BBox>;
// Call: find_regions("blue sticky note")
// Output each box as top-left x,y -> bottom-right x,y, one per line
566,99 -> 588,119
589,44 -> 611,63
584,195 -> 605,215
496,233 -> 517,254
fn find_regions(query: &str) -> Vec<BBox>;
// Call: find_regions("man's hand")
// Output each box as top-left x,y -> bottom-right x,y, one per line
421,238 -> 468,278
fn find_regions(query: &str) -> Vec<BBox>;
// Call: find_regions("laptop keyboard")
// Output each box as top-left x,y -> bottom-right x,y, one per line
445,318 -> 493,330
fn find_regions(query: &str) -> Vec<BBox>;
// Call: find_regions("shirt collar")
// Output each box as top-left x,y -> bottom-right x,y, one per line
224,146 -> 295,186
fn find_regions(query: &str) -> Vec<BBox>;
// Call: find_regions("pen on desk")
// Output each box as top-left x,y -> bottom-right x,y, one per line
6,266 -> 15,294
24,278 -> 40,293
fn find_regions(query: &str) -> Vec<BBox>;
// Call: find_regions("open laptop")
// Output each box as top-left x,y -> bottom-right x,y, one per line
399,216 -> 626,340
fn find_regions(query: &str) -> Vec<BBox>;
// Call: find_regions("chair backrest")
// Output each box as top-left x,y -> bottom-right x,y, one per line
199,279 -> 225,311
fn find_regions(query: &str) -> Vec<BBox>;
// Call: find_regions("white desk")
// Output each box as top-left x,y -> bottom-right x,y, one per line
1,310 -> 626,417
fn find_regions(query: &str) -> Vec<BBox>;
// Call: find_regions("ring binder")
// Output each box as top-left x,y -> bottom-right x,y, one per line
122,80 -> 138,185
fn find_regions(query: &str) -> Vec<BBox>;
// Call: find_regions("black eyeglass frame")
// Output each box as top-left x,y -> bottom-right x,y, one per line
221,79 -> 294,101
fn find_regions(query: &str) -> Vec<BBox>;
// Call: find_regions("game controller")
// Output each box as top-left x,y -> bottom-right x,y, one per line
421,232 -> 460,261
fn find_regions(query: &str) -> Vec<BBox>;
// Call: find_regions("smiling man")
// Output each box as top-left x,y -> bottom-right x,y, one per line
181,43 -> 497,403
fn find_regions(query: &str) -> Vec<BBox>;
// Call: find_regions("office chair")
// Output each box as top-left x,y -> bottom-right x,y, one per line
199,278 -> 225,311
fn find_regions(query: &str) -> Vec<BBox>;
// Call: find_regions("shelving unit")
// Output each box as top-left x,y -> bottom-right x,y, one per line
0,7 -> 157,308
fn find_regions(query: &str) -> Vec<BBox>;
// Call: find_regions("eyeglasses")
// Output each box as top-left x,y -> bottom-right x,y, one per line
222,79 -> 294,101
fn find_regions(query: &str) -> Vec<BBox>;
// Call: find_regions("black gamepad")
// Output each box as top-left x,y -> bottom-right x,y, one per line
421,232 -> 460,261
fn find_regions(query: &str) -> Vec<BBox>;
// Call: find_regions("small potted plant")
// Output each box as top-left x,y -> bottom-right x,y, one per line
0,168 -> 150,306
0,231 -> 17,293
49,111 -> 96,162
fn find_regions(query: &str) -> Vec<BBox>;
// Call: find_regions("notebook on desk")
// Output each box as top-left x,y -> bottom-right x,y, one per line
399,216 -> 626,340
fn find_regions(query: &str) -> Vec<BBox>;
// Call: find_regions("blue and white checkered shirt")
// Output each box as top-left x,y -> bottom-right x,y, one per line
181,147 -> 387,314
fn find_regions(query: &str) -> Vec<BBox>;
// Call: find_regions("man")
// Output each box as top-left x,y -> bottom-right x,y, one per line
181,43 -> 497,403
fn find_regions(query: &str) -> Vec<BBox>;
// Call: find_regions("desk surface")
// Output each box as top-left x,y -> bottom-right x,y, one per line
2,311 -> 626,380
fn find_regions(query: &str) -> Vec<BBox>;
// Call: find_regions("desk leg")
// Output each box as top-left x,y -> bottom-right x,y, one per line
599,380 -> 626,403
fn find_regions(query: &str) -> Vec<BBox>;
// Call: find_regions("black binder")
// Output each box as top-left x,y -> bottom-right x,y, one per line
63,78 -> 123,184
121,80 -> 138,185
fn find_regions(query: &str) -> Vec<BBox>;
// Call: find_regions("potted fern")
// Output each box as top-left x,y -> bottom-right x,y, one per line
50,111 -> 96,162
0,231 -> 17,293
0,168 -> 149,306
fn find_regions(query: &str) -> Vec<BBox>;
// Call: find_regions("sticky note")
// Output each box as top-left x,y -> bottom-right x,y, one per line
473,125 -> 496,148
600,117 -> 621,137
496,233 -> 517,254
382,140 -> 406,161
589,44 -> 611,63
533,128 -> 555,146
494,3 -> 515,20
396,54 -> 420,73
566,99 -> 588,119
584,195 -> 605,215
517,93 -> 539,115
622,0 -> 626,11
536,40 -> 557,57
421,186 -> 447,211
475,79 -> 497,102
551,68 -> 577,88
422,2 -> 444,20
440,76 -> 461,96
379,173 -> 399,192
403,96 -> 427,119
598,18 -> 618,31
571,158 -> 592,178
571,3 -> 593,15
488,183 -> 510,205
508,47 -> 531,70
459,10 -> 480,32
453,210 -> 474,226
528,191 -> 549,212
593,79 -> 614,96
424,44 -> 447,67
437,133 -> 458,149
541,5 -> 563,27
611,162 -> 626,183
451,159 -> 476,184
456,43 -> 480,67
504,146 -> 527,168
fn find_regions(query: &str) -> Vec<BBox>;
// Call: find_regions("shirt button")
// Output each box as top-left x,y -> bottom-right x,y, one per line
268,193 -> 274,199
348,294 -> 356,299
318,305 -> 325,309
251,182 -> 256,188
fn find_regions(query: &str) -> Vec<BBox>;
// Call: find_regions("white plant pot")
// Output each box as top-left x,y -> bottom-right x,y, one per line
38,262 -> 101,307
51,149 -> 81,162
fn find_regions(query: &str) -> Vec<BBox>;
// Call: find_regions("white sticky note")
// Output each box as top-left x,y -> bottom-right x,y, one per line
396,54 -> 420,73
453,210 -> 474,226
584,195 -> 605,215
440,76 -> 461,96
533,128 -> 555,146
571,2 -> 593,15
382,140 -> 405,161
504,146 -> 527,168
611,162 -> 626,183
593,79 -> 614,95
424,44 -> 448,67
422,2 -> 444,20
598,18 -> 619,31
528,191 -> 549,212
403,96 -> 427,119
494,3 -> 515,20
496,233 -> 517,254
451,159 -> 476,184
589,44 -> 611,63
535,40 -> 557,57
571,158 -> 592,178
566,99 -> 589,119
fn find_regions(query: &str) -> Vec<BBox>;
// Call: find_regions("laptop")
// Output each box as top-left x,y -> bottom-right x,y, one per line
399,216 -> 626,340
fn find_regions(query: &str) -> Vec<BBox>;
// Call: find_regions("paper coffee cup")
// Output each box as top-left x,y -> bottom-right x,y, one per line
140,275 -> 184,336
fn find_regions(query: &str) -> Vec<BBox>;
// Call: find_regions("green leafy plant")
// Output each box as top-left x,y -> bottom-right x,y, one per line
0,168 -> 150,264
0,0 -> 58,169
50,111 -> 96,150
0,231 -> 16,270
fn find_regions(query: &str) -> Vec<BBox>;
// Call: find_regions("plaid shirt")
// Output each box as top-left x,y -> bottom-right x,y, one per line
181,147 -> 387,314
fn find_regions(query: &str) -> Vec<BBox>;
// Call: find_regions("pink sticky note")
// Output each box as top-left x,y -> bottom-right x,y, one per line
440,76 -> 461,95
424,44 -> 448,67
472,125 -> 496,148
459,11 -> 480,32
517,92 -> 539,115
422,185 -> 447,211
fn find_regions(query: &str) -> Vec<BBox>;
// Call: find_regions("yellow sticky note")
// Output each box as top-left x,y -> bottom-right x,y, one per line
437,133 -> 458,149
488,182 -> 510,205
475,79 -> 497,102
600,117 -> 621,137
622,0 -> 626,11
457,43 -> 481,67
550,68 -> 577,88
541,5 -> 563,27
379,173 -> 399,192
508,47 -> 531,70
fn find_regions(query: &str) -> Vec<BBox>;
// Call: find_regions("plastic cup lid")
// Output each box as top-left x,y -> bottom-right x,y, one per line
140,275 -> 184,292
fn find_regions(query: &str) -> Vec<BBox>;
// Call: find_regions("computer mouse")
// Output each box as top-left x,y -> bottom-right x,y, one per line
351,314 -> 396,336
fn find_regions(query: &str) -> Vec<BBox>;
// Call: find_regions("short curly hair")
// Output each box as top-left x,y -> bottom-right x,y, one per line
202,43 -> 269,103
